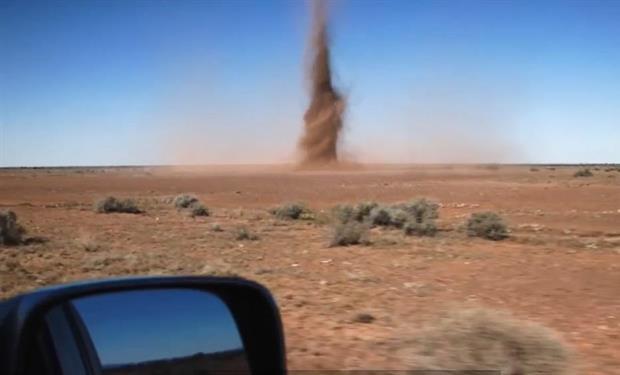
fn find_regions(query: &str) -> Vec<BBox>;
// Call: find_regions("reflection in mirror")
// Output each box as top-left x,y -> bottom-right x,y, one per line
50,288 -> 250,375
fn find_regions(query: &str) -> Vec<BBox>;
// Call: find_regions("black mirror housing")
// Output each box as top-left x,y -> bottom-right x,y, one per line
0,276 -> 286,375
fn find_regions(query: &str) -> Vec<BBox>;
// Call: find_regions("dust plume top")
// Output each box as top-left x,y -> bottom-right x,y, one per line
298,0 -> 346,167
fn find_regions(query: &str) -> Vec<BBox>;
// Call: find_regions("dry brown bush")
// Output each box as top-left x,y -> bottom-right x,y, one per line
0,210 -> 25,246
404,307 -> 574,374
329,221 -> 369,247
95,197 -> 142,214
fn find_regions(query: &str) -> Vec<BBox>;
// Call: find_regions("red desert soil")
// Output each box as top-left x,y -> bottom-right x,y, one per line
1,165 -> 619,373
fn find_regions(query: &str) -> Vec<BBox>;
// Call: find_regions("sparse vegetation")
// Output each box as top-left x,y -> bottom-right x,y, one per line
4,165 -> 619,373
332,201 -> 379,224
408,307 -> 574,374
368,206 -> 393,226
466,212 -> 508,240
234,227 -> 259,241
397,198 -> 439,223
270,202 -> 308,220
573,168 -> 593,177
530,167 -> 539,172
335,198 -> 439,237
403,220 -> 437,237
95,197 -> 142,214
353,201 -> 379,221
0,210 -> 25,246
189,203 -> 210,217
385,207 -> 410,228
174,194 -> 210,217
329,221 -> 369,247
174,194 -> 199,209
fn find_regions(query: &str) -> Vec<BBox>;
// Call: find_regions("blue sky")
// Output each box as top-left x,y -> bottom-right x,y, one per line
1,0 -> 618,166
73,289 -> 244,365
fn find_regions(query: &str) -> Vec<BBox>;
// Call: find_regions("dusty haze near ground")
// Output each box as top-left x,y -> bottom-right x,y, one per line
1,165 -> 619,373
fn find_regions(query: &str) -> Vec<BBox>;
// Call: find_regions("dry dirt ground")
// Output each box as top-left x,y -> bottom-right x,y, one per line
1,165 -> 619,373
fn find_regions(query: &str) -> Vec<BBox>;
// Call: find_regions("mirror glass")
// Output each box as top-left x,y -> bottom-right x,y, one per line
44,288 -> 250,375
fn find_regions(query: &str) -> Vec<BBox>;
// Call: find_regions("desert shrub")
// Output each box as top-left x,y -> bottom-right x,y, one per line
573,168 -> 593,177
403,220 -> 437,237
332,202 -> 379,224
406,307 -> 574,374
0,210 -> 25,246
353,201 -> 379,221
530,167 -> 539,172
369,206 -> 393,226
95,197 -> 142,214
174,194 -> 209,217
367,199 -> 438,234
270,202 -> 307,220
211,223 -> 224,232
466,212 -> 508,240
386,208 -> 410,228
335,199 -> 439,236
397,198 -> 439,223
234,227 -> 259,241
331,204 -> 355,223
188,203 -> 210,217
174,194 -> 199,209
329,221 -> 369,247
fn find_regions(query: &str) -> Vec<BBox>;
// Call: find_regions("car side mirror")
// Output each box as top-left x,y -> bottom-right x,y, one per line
0,276 -> 286,375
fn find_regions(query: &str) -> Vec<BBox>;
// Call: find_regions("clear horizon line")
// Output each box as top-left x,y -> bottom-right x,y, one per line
1,162 -> 618,169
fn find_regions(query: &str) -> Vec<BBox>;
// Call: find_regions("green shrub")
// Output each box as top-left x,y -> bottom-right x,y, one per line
369,206 -> 392,226
189,203 -> 210,217
235,227 -> 259,241
332,201 -> 378,224
467,212 -> 508,240
573,168 -> 593,177
403,220 -> 437,237
386,208 -> 410,228
174,194 -> 199,209
334,199 -> 439,237
397,198 -> 439,223
270,202 -> 307,220
353,201 -> 379,221
0,210 -> 25,245
367,199 -> 439,233
95,197 -> 142,214
174,194 -> 210,217
329,221 -> 369,247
